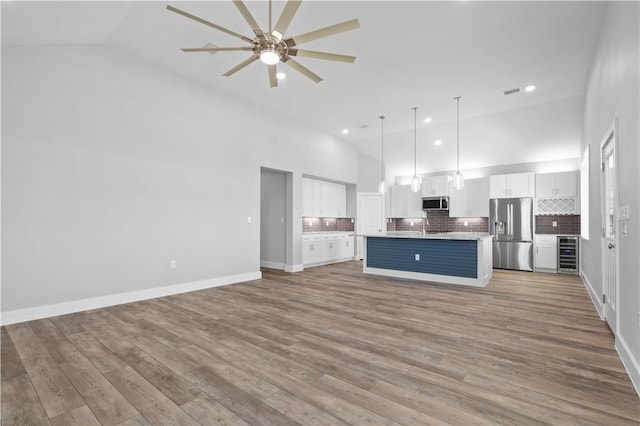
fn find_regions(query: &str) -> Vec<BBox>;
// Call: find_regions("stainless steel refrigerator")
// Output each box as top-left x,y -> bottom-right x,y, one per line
490,197 -> 533,271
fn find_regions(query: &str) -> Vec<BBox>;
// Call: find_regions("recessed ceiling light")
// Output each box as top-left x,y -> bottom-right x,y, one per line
424,117 -> 432,123
524,85 -> 536,92
276,72 -> 286,80
434,139 -> 443,146
341,129 -> 349,135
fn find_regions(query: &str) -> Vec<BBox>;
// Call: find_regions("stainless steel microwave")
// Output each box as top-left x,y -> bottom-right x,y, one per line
422,196 -> 449,210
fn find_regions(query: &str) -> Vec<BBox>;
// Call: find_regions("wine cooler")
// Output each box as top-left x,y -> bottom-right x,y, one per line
557,236 -> 579,274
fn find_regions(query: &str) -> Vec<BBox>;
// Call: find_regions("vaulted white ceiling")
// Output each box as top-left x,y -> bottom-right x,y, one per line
1,1 -> 606,176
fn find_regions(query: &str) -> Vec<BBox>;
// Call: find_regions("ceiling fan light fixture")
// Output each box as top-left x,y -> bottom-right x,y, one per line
260,49 -> 280,65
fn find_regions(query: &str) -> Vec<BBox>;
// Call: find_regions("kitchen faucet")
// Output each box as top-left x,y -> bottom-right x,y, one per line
422,211 -> 429,235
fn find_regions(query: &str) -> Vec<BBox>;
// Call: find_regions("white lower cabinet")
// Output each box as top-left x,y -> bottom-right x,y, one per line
303,233 -> 354,267
534,235 -> 557,272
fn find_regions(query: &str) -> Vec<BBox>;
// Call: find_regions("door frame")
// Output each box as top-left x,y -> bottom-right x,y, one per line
599,118 -> 620,333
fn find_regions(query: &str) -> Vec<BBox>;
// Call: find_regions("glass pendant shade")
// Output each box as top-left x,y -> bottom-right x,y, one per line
453,171 -> 465,190
410,175 -> 421,193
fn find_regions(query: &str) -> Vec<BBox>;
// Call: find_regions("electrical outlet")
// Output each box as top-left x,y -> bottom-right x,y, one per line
326,221 -> 329,226
410,221 -> 414,226
280,217 -> 284,223
351,218 -> 354,223
552,221 -> 557,227
247,216 -> 252,224
414,254 -> 420,261
170,260 -> 177,269
464,221 -> 468,227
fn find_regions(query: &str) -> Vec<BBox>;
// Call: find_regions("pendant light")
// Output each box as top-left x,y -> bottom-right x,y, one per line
378,115 -> 386,194
452,96 -> 465,190
410,107 -> 421,193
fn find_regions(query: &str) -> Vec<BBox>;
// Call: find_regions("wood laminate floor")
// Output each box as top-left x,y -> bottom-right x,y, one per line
2,262 -> 639,425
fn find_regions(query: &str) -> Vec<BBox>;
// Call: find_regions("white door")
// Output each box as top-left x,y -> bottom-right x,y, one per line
356,193 -> 385,260
601,125 -> 618,332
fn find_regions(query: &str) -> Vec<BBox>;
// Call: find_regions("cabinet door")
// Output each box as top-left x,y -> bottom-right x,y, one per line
489,175 -> 509,198
448,184 -> 469,217
535,245 -> 557,269
510,173 -> 534,198
302,178 -> 314,217
421,178 -> 435,197
535,173 -> 556,198
390,185 -> 409,218
331,183 -> 347,217
407,189 -> 424,218
312,180 -> 331,217
468,179 -> 489,217
555,171 -> 577,197
433,176 -> 450,196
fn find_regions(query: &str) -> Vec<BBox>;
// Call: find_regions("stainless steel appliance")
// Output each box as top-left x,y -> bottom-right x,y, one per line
490,198 -> 533,271
422,196 -> 448,211
557,236 -> 579,274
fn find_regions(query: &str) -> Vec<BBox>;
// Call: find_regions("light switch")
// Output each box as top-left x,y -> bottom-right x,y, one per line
247,216 -> 252,224
170,260 -> 177,269
280,217 -> 284,223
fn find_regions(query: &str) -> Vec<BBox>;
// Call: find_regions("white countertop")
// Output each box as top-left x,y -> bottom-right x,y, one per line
359,231 -> 491,241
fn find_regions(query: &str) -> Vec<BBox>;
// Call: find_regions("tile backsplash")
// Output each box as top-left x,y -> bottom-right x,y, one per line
303,217 -> 355,233
387,211 -> 489,233
535,215 -> 580,235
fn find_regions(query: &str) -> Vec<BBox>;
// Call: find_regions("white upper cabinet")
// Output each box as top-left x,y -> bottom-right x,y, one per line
331,182 -> 347,217
312,179 -> 331,217
302,178 -> 314,217
303,178 -> 348,217
490,172 -> 534,198
536,171 -> 577,198
421,175 -> 450,197
390,185 -> 423,218
449,178 -> 489,217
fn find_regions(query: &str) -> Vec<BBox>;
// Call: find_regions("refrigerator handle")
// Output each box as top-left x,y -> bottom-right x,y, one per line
509,203 -> 514,237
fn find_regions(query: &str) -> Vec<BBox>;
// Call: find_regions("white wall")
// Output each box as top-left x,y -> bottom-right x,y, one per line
581,2 -> 639,392
1,45 -> 358,319
260,169 -> 286,269
357,152 -> 383,193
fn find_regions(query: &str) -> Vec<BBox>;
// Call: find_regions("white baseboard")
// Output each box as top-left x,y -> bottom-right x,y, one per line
260,261 -> 285,270
616,335 -> 640,398
0,271 -> 262,326
284,264 -> 304,273
580,271 -> 604,319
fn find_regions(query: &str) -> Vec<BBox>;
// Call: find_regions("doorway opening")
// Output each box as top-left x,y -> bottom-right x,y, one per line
260,168 -> 292,271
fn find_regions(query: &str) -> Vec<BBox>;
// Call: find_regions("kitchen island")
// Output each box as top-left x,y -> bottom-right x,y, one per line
360,232 -> 493,287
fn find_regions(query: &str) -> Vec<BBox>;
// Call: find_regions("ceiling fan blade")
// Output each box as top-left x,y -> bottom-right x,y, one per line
272,0 -> 302,40
268,64 -> 278,88
283,56 -> 322,83
166,5 -> 254,44
181,47 -> 254,52
223,54 -> 259,77
286,19 -> 360,47
232,0 -> 264,37
288,49 -> 356,63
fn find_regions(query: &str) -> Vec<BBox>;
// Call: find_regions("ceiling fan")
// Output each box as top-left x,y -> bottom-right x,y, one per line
166,1 -> 360,88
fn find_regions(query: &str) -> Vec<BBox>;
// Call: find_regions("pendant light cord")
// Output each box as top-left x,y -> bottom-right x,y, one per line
455,97 -> 461,172
412,107 -> 418,177
379,116 -> 385,182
